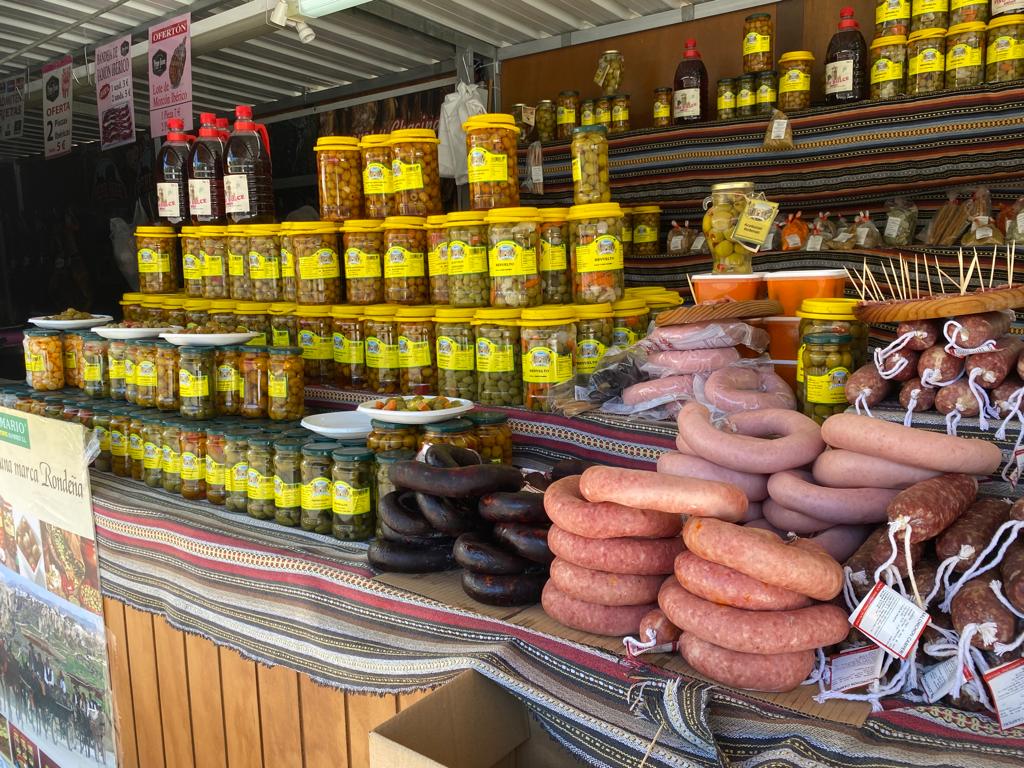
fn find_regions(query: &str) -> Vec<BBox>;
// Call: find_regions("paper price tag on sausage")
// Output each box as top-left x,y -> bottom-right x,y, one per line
983,658 -> 1024,730
829,645 -> 885,692
850,582 -> 930,659
921,657 -> 973,703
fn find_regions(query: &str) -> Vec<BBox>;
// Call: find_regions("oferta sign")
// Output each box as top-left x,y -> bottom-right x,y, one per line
0,412 -> 29,449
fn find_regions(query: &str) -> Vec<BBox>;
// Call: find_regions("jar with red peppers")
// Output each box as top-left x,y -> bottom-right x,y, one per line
396,306 -> 436,395
315,135 -> 363,221
463,114 -> 520,210
296,306 -> 334,385
426,215 -> 449,305
383,217 -> 429,305
180,425 -> 207,501
364,304 -> 400,395
331,305 -> 366,389
341,219 -> 385,305
389,129 -> 442,217
360,134 -> 394,219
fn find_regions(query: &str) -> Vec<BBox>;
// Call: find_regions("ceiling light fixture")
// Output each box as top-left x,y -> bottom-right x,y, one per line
289,19 -> 317,44
297,0 -> 370,18
269,0 -> 291,27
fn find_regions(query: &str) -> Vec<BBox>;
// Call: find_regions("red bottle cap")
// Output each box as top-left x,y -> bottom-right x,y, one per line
166,118 -> 187,141
838,7 -> 859,30
235,105 -> 254,119
199,112 -> 216,125
683,38 -> 701,59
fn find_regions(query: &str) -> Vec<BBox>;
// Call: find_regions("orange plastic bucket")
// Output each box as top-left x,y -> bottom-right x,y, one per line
764,270 -> 846,315
691,273 -> 764,303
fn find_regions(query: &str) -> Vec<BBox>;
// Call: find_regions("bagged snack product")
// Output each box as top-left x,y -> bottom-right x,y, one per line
883,197 -> 918,247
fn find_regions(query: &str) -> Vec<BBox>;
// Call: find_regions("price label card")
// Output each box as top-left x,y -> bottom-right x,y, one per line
983,658 -> 1024,730
850,582 -> 930,659
830,645 -> 885,692
921,657 -> 972,703
806,234 -> 823,251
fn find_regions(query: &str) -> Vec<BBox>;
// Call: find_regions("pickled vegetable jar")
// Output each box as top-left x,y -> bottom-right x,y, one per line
108,340 -> 127,400
246,436 -> 276,520
215,346 -> 241,416
570,126 -> 610,205
134,341 -> 158,408
129,413 -> 146,480
82,334 -> 109,398
136,226 -> 178,293
268,347 -> 305,421
426,215 -> 449,304
239,346 -> 269,418
574,303 -> 613,378
331,305 -> 366,389
367,420 -> 419,453
293,223 -> 341,306
736,74 -> 756,117
631,205 -> 661,257
596,50 -> 624,95
121,292 -> 145,323
269,302 -> 297,346
539,208 -> 572,304
801,332 -> 854,424
374,449 -> 414,508
364,304 -> 400,394
331,447 -> 376,540
464,114 -> 520,210
557,90 -> 580,140
653,87 -> 673,127
109,409 -> 131,477
795,298 -> 869,383
446,212 -> 489,308
486,207 -> 541,308
703,181 -> 754,274
246,224 -> 281,302
717,78 -> 737,120
870,35 -> 908,99
155,341 -> 180,412
520,306 -> 576,413
421,419 -> 479,454
434,307 -> 477,399
180,425 -> 207,500
987,14 -> 1024,82
315,135 -> 363,221
342,219 -> 384,305
568,203 -> 625,305
465,410 -> 512,464
224,430 -> 250,512
912,0 -> 948,31
383,216 -> 429,305
181,227 -> 203,297
209,299 -> 238,328
234,301 -> 270,346
396,306 -> 436,395
907,28 -> 947,94
139,298 -> 165,328
756,71 -> 778,114
227,224 -> 253,300
609,94 -> 630,134
279,223 -> 297,302
141,417 -> 164,488
595,97 -> 611,127
164,295 -> 187,328
360,134 -> 394,219
92,409 -> 112,471
274,439 -> 304,526
179,346 -> 215,420
946,22 -> 987,88
124,341 -> 140,404
185,299 -> 211,328
951,0 -> 989,25
535,100 -> 556,142
296,306 -> 333,386
60,331 -> 81,389
296,441 -> 336,532
743,13 -> 774,73
474,308 -> 522,407
581,98 -> 595,127
612,298 -> 651,348
876,0 -> 911,35
205,428 -> 228,505
199,226 -> 228,299
778,51 -> 814,111
389,129 -> 442,217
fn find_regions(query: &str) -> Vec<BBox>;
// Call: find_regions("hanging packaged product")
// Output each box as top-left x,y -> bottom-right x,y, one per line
763,109 -> 794,151
781,212 -> 809,251
883,197 -> 919,246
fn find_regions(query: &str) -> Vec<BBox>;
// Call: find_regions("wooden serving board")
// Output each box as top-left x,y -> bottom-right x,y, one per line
654,299 -> 784,326
853,285 -> 1024,323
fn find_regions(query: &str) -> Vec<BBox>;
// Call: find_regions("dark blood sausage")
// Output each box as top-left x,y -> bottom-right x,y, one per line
877,348 -> 919,382
1000,541 -> 1024,613
378,519 -> 452,546
541,582 -> 654,637
524,472 -> 552,491
492,523 -> 554,565
639,608 -> 681,647
423,444 -> 481,468
678,633 -> 815,693
935,498 -> 1011,571
967,336 -> 1024,389
368,540 -> 455,573
992,375 -> 1024,417
478,491 -> 549,525
548,525 -> 682,575
887,474 -> 977,544
414,492 -> 476,535
461,571 -> 545,606
899,378 -> 936,413
950,578 -> 1017,649
453,533 -> 533,575
388,461 -> 523,498
947,310 -> 1013,350
549,558 -> 664,606
378,491 -> 434,536
917,345 -> 964,383
551,459 -> 599,481
898,320 -> 941,351
845,363 -> 891,406
934,379 -> 980,417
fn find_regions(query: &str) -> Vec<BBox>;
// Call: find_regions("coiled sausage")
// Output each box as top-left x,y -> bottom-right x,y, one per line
673,550 -> 812,611
543,476 -> 681,539
548,525 -> 682,576
656,451 -> 769,502
812,449 -> 940,490
678,634 -> 815,693
767,470 -> 898,525
578,465 -> 748,521
549,558 -> 664,606
541,582 -> 654,637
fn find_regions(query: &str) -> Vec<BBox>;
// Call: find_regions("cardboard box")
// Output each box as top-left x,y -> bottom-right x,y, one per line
369,670 -> 585,768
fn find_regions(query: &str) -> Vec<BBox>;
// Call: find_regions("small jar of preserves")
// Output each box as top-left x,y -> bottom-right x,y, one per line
796,298 -> 869,382
82,334 -> 109,399
246,435 -> 276,520
274,439 -> 305,526
268,347 -> 305,421
121,292 -> 145,323
199,226 -> 228,299
801,332 -> 854,424
875,0 -> 911,35
907,28 -> 947,94
556,90 -> 579,139
155,341 -> 180,412
946,22 -> 987,88
215,346 -> 241,416
185,299 -> 211,329
62,331 -> 83,388
987,14 -> 1024,82
574,303 -> 614,379
595,96 -> 611,127
374,449 -> 414,510
580,98 -> 595,126
164,296 -> 187,328
108,340 -> 127,400
296,306 -> 334,386
298,442 -> 340,533
227,224 -> 253,300
464,114 -> 521,210
161,419 -> 182,494
520,306 -> 576,413
109,409 -> 132,477
396,306 -> 436,395
389,129 -> 443,217
23,330 -> 64,391
205,428 -> 228,506
596,50 -> 624,94
609,94 -> 630,134
293,223 -> 342,305
246,224 -> 282,302
315,135 -> 363,221
568,203 -> 625,305
486,207 -> 542,308
870,35 -> 908,99
912,0 -> 948,32
269,302 -> 297,347
570,126 -> 610,205
181,227 -> 203,297
434,307 -> 477,400
630,205 -> 661,257
367,420 -> 420,454
224,430 -> 251,512
331,447 -> 376,541
736,74 -> 756,117
951,0 -> 988,26
341,219 -> 385,305
426,215 -> 449,304
653,87 -> 673,127
124,341 -> 141,404
539,209 -> 572,305
778,51 -> 815,111
128,413 -> 145,481
612,298 -> 651,348
234,301 -> 271,346
535,99 -> 556,142
239,346 -> 269,419
92,409 -> 112,472
474,308 -> 522,407
743,12 -> 774,73
360,134 -> 394,219
383,217 -> 429,305
756,71 -> 778,113
445,212 -> 490,308
331,305 -> 366,389
364,305 -> 400,395
465,410 -> 513,465
421,418 -> 479,454
134,341 -> 158,408
178,346 -> 216,420
136,226 -> 178,293
142,417 -> 164,488
139,298 -> 165,328
209,299 -> 238,328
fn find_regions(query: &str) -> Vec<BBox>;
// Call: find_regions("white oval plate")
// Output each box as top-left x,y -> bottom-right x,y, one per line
93,325 -> 175,340
356,396 -> 474,425
301,411 -> 374,439
28,314 -> 112,330
160,332 -> 259,347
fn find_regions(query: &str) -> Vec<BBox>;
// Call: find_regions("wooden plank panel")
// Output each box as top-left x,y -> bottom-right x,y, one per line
299,676 -> 348,768
123,607 -> 166,768
152,617 -> 195,768
345,693 -> 398,768
257,665 -> 303,768
103,597 -> 140,768
220,647 -> 264,768
185,632 -> 229,768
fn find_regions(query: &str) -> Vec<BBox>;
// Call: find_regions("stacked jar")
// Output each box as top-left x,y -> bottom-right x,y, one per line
82,334 -> 109,399
227,224 -> 252,300
946,22 -> 987,88
24,330 -> 64,391
778,52 -> 814,111
717,78 -> 737,120
293,223 -> 342,305
434,307 -> 477,399
535,100 -> 556,142
295,306 -> 334,386
268,347 -> 305,421
315,136 -> 363,221
612,298 -> 651,348
390,129 -> 442,217
185,299 -> 210,328
181,226 -> 203,297
341,219 -> 385,305
568,203 -> 625,304
464,114 -> 520,210
136,226 -> 178,293
473,308 -> 522,406
539,208 -> 572,304
876,0 -> 911,35
520,307 -> 576,413
331,305 -> 366,390
164,295 -> 187,328
121,292 -> 145,323
364,304 -> 400,394
426,215 -> 449,304
360,134 -> 394,218
570,126 -> 610,204
247,224 -> 282,302
179,346 -> 216,420
653,87 -> 673,127
330,447 -> 376,540
215,346 -> 241,416
907,28 -> 947,94
396,306 -> 436,395
239,346 -> 269,419
269,302 -> 297,346
465,410 -> 513,465
556,90 -> 579,139
987,14 -> 1024,82
235,301 -> 271,346
199,225 -> 228,299
279,223 -> 297,302
155,341 -> 180,412
631,206 -> 661,256
62,331 -> 83,389
574,303 -> 614,380
446,212 -> 490,308
486,208 -> 542,308
870,35 -> 909,99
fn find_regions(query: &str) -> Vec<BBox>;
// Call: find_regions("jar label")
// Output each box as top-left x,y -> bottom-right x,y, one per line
575,339 -> 607,375
344,247 -> 382,279
575,235 -> 623,273
95,426 -> 110,452
228,249 -> 246,277
595,106 -> 611,124
227,461 -> 248,493
364,161 -> 393,195
825,60 -> 855,95
202,250 -> 224,277
274,476 -> 301,507
989,36 -> 1024,63
757,86 -> 777,104
268,371 -> 289,398
581,107 -> 595,126
391,161 -> 424,192
743,32 -> 771,56
127,433 -> 143,460
179,369 -> 210,397
183,251 -> 202,281
272,328 -> 291,347
909,48 -> 944,76
23,351 -> 43,372
540,242 -> 567,272
143,441 -> 161,469
523,347 -> 573,384
876,0 -> 910,23
64,350 -> 78,372
467,148 -> 509,183
188,179 -> 212,216
299,248 -> 341,280
871,58 -> 904,84
622,224 -> 633,242
333,333 -> 365,365
109,358 -> 125,381
332,480 -> 371,515
571,156 -> 582,182
216,365 -> 239,392
303,477 -> 332,510
613,326 -> 638,347
780,68 -> 811,93
673,88 -> 701,119
947,42 -> 982,69
437,336 -> 475,371
156,182 -> 183,218
280,248 -> 295,278
299,331 -> 332,360
181,451 -> 204,481
247,469 -> 274,500
611,105 -> 629,121
634,224 -> 657,244
384,246 -> 426,278
110,430 -> 127,457
162,446 -> 182,474
556,106 -> 576,125
124,358 -> 136,385
914,0 -> 948,13
806,366 -> 850,405
137,247 -> 171,274
365,336 -> 399,369
136,361 -> 157,388
447,241 -> 488,275
736,88 -> 755,108
398,336 -> 432,368
476,339 -> 514,373
206,457 -> 225,486
428,242 -> 448,277
993,0 -> 1023,13
249,250 -> 281,280
489,240 -> 538,277
224,174 -> 252,214
653,102 -> 671,119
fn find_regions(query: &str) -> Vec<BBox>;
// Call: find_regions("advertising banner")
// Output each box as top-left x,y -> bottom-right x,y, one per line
42,56 -> 72,159
148,12 -> 192,136
0,76 -> 24,140
95,35 -> 135,150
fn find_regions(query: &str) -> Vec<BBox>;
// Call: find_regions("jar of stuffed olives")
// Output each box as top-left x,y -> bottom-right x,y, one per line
374,449 -> 414,507
128,413 -> 146,480
181,227 -> 203,297
185,299 -> 211,329
268,303 -> 297,347
383,217 -> 429,304
539,208 -> 572,304
164,295 -> 187,328
246,435 -> 276,519
875,0 -> 911,35
295,306 -> 334,385
486,207 -> 542,308
109,408 -> 131,477
360,134 -> 394,219
364,305 -> 400,395
179,346 -> 216,420
341,219 -> 385,305
756,71 -> 778,113
612,298 -> 651,348
92,409 -> 112,472
199,226 -> 228,299
464,410 -> 513,465
987,14 -> 1024,82
227,224 -> 252,300
473,308 -> 522,407
420,419 -> 479,454
426,215 -> 449,304
535,99 -> 556,142
136,225 -> 178,293
161,420 -> 182,493
630,206 -> 661,257
446,211 -> 490,308
273,439 -> 305,526
568,203 -> 625,305
331,447 -> 376,540
464,113 -> 521,210
131,341 -> 157,407
570,126 -> 610,205
396,306 -> 436,395
245,224 -> 281,302
239,346 -> 269,418
294,223 -> 342,305
946,22 -> 987,88
951,0 -> 988,26
204,428 -> 228,506
556,90 -> 579,139
155,341 -> 180,412
224,430 -> 251,512
743,12 -> 774,73
520,306 -> 576,413
180,425 -> 207,501
434,307 -> 477,399
907,28 -> 947,94
331,305 -> 366,389
870,35 -> 908,99
214,346 -> 240,416
778,51 -> 814,111
390,129 -> 443,217
653,87 -> 673,127
298,442 -> 339,533
801,332 -> 854,424
367,420 -> 420,454
120,292 -> 145,323
268,347 -> 305,421
82,334 -> 109,399
141,417 -> 164,488
736,74 -> 756,117
315,135 -> 363,221
108,340 -> 127,400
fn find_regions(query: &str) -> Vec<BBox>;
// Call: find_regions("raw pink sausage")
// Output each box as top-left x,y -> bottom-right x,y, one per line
579,465 -> 748,521
674,550 -> 813,611
767,470 -> 898,525
762,498 -> 834,534
643,321 -> 769,353
812,449 -> 941,490
820,413 -> 1002,475
644,348 -> 740,375
659,581 -> 850,654
702,365 -> 797,413
549,558 -> 664,606
656,451 -> 769,502
899,378 -> 936,414
845,363 -> 891,407
744,518 -> 788,536
639,608 -> 682,647
622,375 -> 694,406
543,476 -> 682,539
966,335 -> 1024,389
678,634 -> 815,692
808,525 -> 874,563
547,526 -> 683,576
742,501 -> 763,522
683,517 -> 844,601
541,582 -> 654,637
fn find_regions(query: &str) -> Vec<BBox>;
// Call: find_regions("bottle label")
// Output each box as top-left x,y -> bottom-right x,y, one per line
807,366 -> 850,404
575,339 -> 607,375
181,451 -> 204,481
613,326 -> 638,347
95,426 -> 110,452
909,48 -> 944,76
303,477 -> 332,510
871,58 -> 904,84
156,182 -> 183,218
109,358 -> 125,381
780,68 -> 811,93
216,364 -> 238,392
595,105 -> 610,124
556,106 -> 576,125
488,240 -> 537,278
365,336 -> 398,369
202,250 -> 224,277
475,339 -> 514,373
743,32 -> 771,56
280,248 -> 295,278
110,430 -> 127,457
672,88 -> 701,119
182,250 -> 202,281
914,0 -> 948,14
363,161 -> 393,195
575,235 -> 623,273
23,351 -> 42,373
179,369 -> 210,397
124,358 -> 136,386
224,174 -> 251,214
757,85 -> 777,104
84,362 -> 103,382
268,371 -> 288,398
653,102 -> 671,119
428,242 -> 448,277
398,336 -> 432,368
522,347 -> 572,384
737,88 -> 755,108
247,469 -> 274,500
437,336 -> 475,371
228,248 -> 246,276
447,241 -> 487,275
298,331 -> 332,360
876,0 -> 910,24
227,461 -> 247,493
206,457 -> 225,486
947,42 -> 982,70
298,247 -> 340,280
344,247 -> 382,279
391,161 -> 424,192
384,246 -> 426,278
143,441 -> 161,470
989,36 -> 1024,64
634,224 -> 657,244
138,247 -> 171,274
467,148 -> 508,183
825,59 -> 855,95
332,480 -> 370,516
188,179 -> 213,216
274,476 -> 300,508
333,333 -> 364,365
540,242 -> 567,272
162,446 -> 181,474
129,433 -> 144,461
581,107 -> 595,126
249,250 -> 281,280
611,104 -> 629,122
136,360 -> 157,388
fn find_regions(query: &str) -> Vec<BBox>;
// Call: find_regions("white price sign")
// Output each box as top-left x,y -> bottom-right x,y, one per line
42,54 -> 73,159
850,582 -> 930,659
984,658 -> 1024,730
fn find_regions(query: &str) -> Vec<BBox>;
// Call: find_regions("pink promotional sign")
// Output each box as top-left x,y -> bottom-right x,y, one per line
148,12 -> 192,136
42,55 -> 72,159
95,34 -> 135,150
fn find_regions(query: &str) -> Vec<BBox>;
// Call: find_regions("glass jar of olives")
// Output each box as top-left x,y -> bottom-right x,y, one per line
912,1 -> 948,32
539,208 -> 572,304
374,449 -> 414,509
743,12 -> 774,73
164,295 -> 187,328
630,205 -> 661,257
473,308 -> 522,407
296,306 -> 334,386
268,347 -> 305,421
136,226 -> 179,293
246,435 -> 276,519
535,99 -> 556,142
82,334 -> 109,399
396,306 -> 436,395
134,341 -> 158,407
464,410 -> 513,465
234,301 -> 271,346
987,14 -> 1024,82
185,299 -> 211,329
341,219 -> 385,305
756,71 -> 778,113
293,223 -> 342,306
795,298 -> 869,385
299,442 -> 341,533
434,307 -> 477,399
181,227 -> 203,297
570,126 -> 610,205
612,298 -> 651,348
92,409 -> 112,472
360,134 -> 394,219
206,428 -> 228,506
180,425 -> 207,501
426,215 -> 449,304
907,28 -> 946,95
464,113 -> 521,210
120,292 -> 145,323
331,305 -> 366,389
870,35 -> 908,100
364,305 -> 400,395
315,135 -> 363,221
703,181 -> 754,274
568,203 -> 625,305
574,303 -> 614,379
945,22 -> 987,89
331,447 -> 376,540
367,420 -> 420,454
420,418 -> 479,454
580,98 -> 595,127
161,420 -> 182,493
652,87 -> 673,127
224,430 -> 251,512
246,224 -> 282,302
109,408 -> 132,477
800,332 -> 854,424
215,346 -> 241,416
179,346 -> 216,420
609,94 -> 630,134
239,346 -> 269,419
736,74 -> 756,117
155,341 -> 180,412
227,224 -> 253,300
383,216 -> 429,305
108,340 -> 127,400
446,211 -> 490,308
209,299 -> 238,328
274,439 -> 305,526
269,303 -> 297,347
778,51 -> 814,111
486,207 -> 542,308
199,225 -> 228,299
141,417 -> 164,488
556,90 -> 579,139
520,306 -> 576,413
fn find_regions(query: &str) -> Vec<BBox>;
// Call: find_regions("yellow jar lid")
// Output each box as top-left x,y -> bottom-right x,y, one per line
472,308 -> 522,324
141,298 -> 164,308
279,222 -> 298,232
268,302 -> 296,315
947,22 -> 986,35
208,299 -> 237,311
294,305 -> 331,317
384,216 -> 427,229
426,215 -> 448,228
989,14 -> 1024,30
462,113 -> 521,135
778,50 -> 815,63
446,211 -> 487,226
625,287 -> 664,295
196,225 -> 228,236
136,225 -> 176,235
226,224 -> 248,235
796,297 -> 858,319
433,307 -> 478,322
234,301 -> 270,312
330,304 -> 365,318
389,128 -> 439,144
244,224 -> 280,235
121,292 -> 146,303
341,219 -> 385,232
631,205 -> 662,215
612,298 -> 648,313
363,304 -> 398,318
908,28 -> 946,42
871,35 -> 908,49
162,295 -> 186,308
359,134 -> 391,148
520,306 -> 576,326
314,136 -> 360,151
179,226 -> 199,236
574,303 -> 613,319
539,207 -> 570,222
290,221 -> 338,234
395,305 -> 436,319
184,299 -> 211,310
567,203 -> 624,221
646,293 -> 683,308
486,207 -> 541,224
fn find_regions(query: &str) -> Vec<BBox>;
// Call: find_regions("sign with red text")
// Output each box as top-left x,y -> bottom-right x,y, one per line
0,75 -> 24,139
148,12 -> 192,136
95,34 -> 135,150
42,55 -> 72,159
